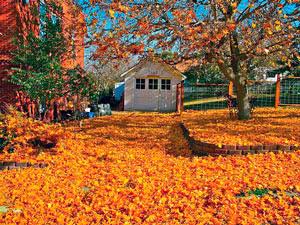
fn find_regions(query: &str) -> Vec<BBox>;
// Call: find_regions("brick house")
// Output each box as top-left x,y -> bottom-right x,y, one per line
0,0 -> 85,113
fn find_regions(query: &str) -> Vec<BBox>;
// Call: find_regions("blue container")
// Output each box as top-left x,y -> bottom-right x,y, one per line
81,112 -> 89,119
89,112 -> 95,118
115,82 -> 124,101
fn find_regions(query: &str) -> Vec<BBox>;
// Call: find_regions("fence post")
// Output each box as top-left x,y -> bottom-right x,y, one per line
180,81 -> 184,114
176,83 -> 180,113
275,75 -> 281,108
229,81 -> 233,96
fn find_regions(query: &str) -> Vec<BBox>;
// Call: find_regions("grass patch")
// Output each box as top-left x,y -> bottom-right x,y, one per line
236,189 -> 272,198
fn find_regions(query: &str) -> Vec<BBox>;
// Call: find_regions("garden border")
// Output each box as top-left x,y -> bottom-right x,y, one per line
0,161 -> 49,171
179,123 -> 298,157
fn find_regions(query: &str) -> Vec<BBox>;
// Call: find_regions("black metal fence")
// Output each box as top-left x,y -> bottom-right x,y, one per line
279,78 -> 300,106
180,78 -> 295,111
183,83 -> 229,110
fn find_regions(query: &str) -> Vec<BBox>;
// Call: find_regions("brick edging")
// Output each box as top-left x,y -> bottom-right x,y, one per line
0,161 -> 49,171
179,123 -> 298,157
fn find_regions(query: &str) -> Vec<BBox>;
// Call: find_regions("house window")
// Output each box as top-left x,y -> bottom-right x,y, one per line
22,0 -> 30,6
52,15 -> 57,24
39,1 -> 46,38
149,79 -> 158,90
72,30 -> 76,60
161,79 -> 171,90
136,79 -> 145,89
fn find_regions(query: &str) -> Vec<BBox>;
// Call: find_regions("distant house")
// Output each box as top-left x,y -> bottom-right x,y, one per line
120,58 -> 186,112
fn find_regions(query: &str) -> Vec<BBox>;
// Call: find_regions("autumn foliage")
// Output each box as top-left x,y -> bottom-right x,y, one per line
85,0 -> 300,119
0,109 -> 300,224
0,110 -> 67,158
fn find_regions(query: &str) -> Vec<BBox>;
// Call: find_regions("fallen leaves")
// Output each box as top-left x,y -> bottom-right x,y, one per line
0,109 -> 300,224
183,107 -> 300,146
166,122 -> 192,157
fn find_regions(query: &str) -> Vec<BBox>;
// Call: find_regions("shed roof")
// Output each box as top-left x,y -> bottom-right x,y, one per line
120,58 -> 186,80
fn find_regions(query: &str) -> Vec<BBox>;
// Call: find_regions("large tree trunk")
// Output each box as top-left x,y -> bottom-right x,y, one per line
234,78 -> 251,120
216,60 -> 252,120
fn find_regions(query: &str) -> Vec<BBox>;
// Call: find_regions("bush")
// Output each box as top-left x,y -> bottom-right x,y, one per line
0,109 -> 66,155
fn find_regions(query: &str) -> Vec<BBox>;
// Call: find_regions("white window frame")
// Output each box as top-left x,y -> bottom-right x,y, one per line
136,78 -> 145,89
149,79 -> 158,90
161,79 -> 171,90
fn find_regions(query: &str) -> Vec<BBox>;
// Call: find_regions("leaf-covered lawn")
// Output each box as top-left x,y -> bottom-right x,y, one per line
0,109 -> 300,224
183,107 -> 300,146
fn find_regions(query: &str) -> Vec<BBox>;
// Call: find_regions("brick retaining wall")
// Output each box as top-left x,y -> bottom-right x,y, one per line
0,161 -> 49,171
179,123 -> 298,157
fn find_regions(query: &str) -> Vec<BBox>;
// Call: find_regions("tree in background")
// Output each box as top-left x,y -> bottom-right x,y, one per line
84,0 -> 300,120
161,51 -> 226,83
87,56 -> 137,103
274,55 -> 300,77
184,64 -> 227,84
161,51 -> 176,61
246,55 -> 283,80
9,1 -> 92,121
271,20 -> 300,77
91,59 -> 132,93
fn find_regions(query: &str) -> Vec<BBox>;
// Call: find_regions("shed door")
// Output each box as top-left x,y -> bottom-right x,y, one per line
134,78 -> 148,110
146,79 -> 159,111
159,79 -> 173,111
134,78 -> 159,111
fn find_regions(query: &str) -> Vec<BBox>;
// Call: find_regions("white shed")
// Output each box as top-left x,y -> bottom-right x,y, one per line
121,59 -> 186,112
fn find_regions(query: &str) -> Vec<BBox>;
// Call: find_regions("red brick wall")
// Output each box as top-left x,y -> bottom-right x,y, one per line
0,62 -> 18,112
0,0 -> 18,111
60,1 -> 86,69
0,0 -> 17,61
74,12 -> 85,69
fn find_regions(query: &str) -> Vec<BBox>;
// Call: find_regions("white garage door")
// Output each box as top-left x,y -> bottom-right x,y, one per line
134,78 -> 174,111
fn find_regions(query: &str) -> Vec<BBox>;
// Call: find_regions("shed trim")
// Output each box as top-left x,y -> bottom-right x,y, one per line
120,58 -> 186,80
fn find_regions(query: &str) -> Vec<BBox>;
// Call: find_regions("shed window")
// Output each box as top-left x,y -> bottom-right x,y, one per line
149,79 -> 158,90
136,79 -> 145,89
161,79 -> 171,90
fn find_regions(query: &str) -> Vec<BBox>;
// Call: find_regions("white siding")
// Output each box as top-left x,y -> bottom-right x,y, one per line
124,76 -> 135,111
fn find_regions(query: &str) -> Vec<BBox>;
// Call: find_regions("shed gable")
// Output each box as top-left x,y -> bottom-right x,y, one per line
121,59 -> 185,81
